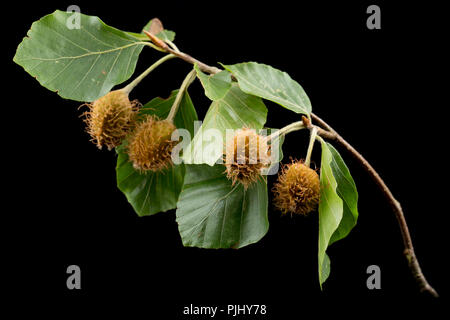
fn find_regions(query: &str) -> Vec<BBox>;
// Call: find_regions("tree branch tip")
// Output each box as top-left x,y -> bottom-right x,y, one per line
424,286 -> 439,298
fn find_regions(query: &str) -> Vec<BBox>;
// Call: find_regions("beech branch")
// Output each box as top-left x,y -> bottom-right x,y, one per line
145,32 -> 438,297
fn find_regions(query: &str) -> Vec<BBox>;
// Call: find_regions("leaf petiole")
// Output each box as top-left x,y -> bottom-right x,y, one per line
305,126 -> 318,167
166,68 -> 197,122
266,120 -> 305,142
122,53 -> 176,94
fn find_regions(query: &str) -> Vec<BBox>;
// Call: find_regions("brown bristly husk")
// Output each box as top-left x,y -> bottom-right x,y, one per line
81,90 -> 138,150
224,128 -> 271,189
272,160 -> 320,216
127,115 -> 177,172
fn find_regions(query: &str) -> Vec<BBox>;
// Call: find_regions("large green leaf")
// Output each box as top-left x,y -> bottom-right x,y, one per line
182,84 -> 268,165
176,164 -> 268,249
328,143 -> 359,245
14,10 -> 148,102
195,64 -> 232,100
116,90 -> 198,216
318,140 -> 344,288
223,62 -> 312,115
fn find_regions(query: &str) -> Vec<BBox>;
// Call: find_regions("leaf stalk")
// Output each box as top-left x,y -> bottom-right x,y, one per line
304,126 -> 318,167
122,54 -> 176,94
266,121 -> 305,142
166,68 -> 197,122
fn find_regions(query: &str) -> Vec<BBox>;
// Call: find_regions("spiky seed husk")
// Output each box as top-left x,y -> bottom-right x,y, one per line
127,115 -> 177,172
273,160 -> 320,216
82,90 -> 138,150
224,128 -> 271,188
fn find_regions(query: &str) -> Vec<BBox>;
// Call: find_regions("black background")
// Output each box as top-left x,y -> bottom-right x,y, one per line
4,0 -> 447,317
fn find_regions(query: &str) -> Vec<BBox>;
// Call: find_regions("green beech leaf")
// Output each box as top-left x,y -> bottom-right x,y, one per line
223,62 -> 311,115
176,164 -> 268,249
195,64 -> 232,100
182,84 -> 268,165
328,143 -> 359,245
13,10 -> 147,102
318,140 -> 344,288
116,90 -> 198,216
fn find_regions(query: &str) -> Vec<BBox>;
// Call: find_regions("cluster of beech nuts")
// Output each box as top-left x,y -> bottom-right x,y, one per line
82,89 -> 177,172
82,90 -> 320,216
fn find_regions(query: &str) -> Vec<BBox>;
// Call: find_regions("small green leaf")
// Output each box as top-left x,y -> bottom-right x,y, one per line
155,30 -> 176,42
14,10 -> 147,102
116,90 -> 198,216
328,143 -> 359,245
176,164 -> 268,249
195,64 -> 232,100
141,18 -> 176,42
318,140 -> 343,288
223,62 -> 311,115
182,84 -> 268,165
